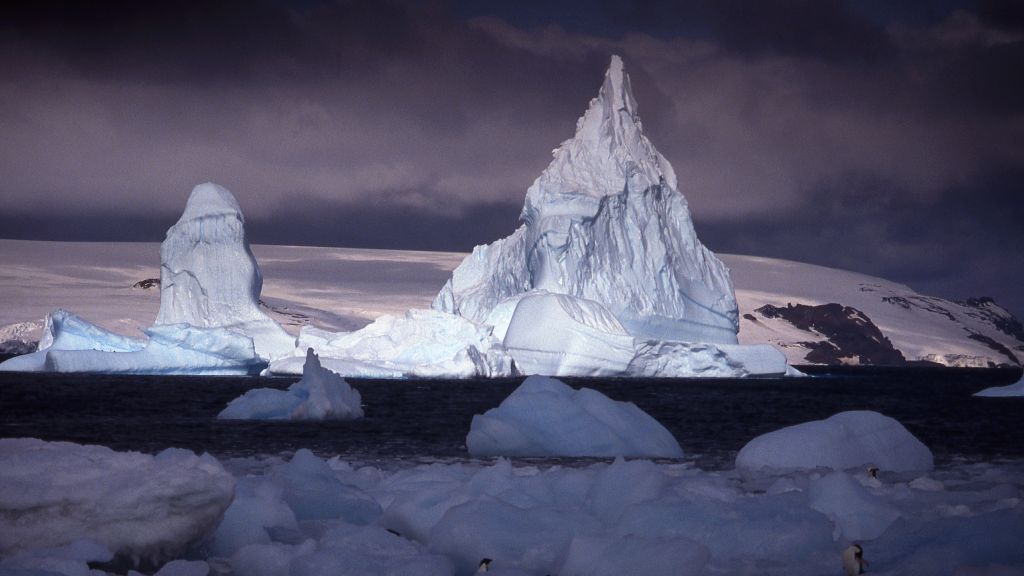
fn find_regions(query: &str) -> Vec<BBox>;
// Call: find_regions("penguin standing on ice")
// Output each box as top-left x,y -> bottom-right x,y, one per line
842,544 -> 868,575
476,558 -> 493,573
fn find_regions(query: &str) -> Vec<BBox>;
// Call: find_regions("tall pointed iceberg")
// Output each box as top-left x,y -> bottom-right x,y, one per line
433,56 -> 738,345
157,182 -> 294,361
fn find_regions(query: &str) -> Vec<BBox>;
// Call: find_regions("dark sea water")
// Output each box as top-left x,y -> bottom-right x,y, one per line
0,367 -> 1020,470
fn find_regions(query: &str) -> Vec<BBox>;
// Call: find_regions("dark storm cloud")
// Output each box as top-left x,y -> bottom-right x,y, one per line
0,0 -> 1021,316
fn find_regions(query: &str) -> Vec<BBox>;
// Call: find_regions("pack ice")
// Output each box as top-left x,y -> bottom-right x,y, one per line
0,438 -> 234,567
434,56 -> 790,377
0,183 -> 294,375
735,410 -> 935,473
466,375 -> 684,458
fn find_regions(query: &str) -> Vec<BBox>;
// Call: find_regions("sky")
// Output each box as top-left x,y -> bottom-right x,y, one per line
1,0 -> 1022,317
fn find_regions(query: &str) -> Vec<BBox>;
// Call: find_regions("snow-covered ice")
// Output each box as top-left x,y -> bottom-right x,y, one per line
0,439 -> 234,566
975,373 -> 1024,397
434,56 -> 738,346
736,410 -> 934,473
219,349 -> 363,420
156,182 -> 294,362
466,375 -> 684,458
267,309 -> 513,379
4,442 -> 1022,576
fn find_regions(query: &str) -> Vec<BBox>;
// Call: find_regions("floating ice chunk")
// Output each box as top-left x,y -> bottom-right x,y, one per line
808,472 -> 900,541
156,183 -> 294,361
267,309 -> 513,378
588,458 -> 667,522
736,411 -> 934,473
975,374 -> 1024,397
43,324 -> 265,375
467,375 -> 683,458
231,540 -> 315,576
219,349 -> 363,420
288,523 -> 454,576
0,439 -> 234,566
435,56 -> 739,345
209,477 -> 299,558
428,499 -> 601,575
269,449 -> 381,524
558,534 -> 708,576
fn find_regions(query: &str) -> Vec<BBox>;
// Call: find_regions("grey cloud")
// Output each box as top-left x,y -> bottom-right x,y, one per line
0,0 -> 1021,318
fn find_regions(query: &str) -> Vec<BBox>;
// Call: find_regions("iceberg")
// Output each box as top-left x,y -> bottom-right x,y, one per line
434,55 -> 738,345
466,375 -> 684,458
735,411 -> 934,473
0,439 -> 234,566
0,309 -> 145,372
0,183 -> 292,375
44,324 -> 265,375
267,309 -> 513,378
219,349 -> 363,420
156,182 -> 294,361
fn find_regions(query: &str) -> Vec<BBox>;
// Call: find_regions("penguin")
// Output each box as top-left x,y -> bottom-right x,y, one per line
842,543 -> 868,575
477,558 -> 493,573
868,466 -> 880,479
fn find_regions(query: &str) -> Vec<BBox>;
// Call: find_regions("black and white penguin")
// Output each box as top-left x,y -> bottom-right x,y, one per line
842,543 -> 868,575
868,466 -> 880,479
476,558 -> 493,573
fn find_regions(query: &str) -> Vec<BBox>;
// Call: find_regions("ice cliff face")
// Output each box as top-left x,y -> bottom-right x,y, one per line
434,56 -> 738,344
157,183 -> 294,360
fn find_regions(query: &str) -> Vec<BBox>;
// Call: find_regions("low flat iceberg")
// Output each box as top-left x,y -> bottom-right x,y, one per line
46,323 -> 265,375
736,410 -> 934,473
0,309 -> 146,372
219,349 -> 363,420
267,309 -> 513,379
0,439 -> 234,566
466,375 -> 683,458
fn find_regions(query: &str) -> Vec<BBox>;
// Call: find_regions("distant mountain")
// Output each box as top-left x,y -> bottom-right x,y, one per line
725,255 -> 1023,367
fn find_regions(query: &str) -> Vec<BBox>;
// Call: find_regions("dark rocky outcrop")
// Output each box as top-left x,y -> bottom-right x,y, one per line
756,303 -> 906,365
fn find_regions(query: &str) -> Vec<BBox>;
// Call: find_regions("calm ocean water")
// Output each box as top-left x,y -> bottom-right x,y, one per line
0,367 -> 1020,470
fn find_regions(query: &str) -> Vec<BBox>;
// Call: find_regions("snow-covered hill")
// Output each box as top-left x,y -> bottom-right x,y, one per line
0,240 -> 1019,367
725,255 -> 1023,367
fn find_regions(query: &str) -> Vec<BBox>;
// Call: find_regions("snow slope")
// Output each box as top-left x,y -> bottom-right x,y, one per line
724,255 -> 1024,367
0,240 -> 1019,368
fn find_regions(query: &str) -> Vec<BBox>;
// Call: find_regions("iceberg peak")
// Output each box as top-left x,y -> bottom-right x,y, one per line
435,55 -> 739,345
156,182 -> 295,361
526,54 -> 676,223
178,182 -> 244,223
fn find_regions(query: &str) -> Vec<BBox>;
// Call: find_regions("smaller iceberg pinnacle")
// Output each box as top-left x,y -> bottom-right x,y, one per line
156,182 -> 295,361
